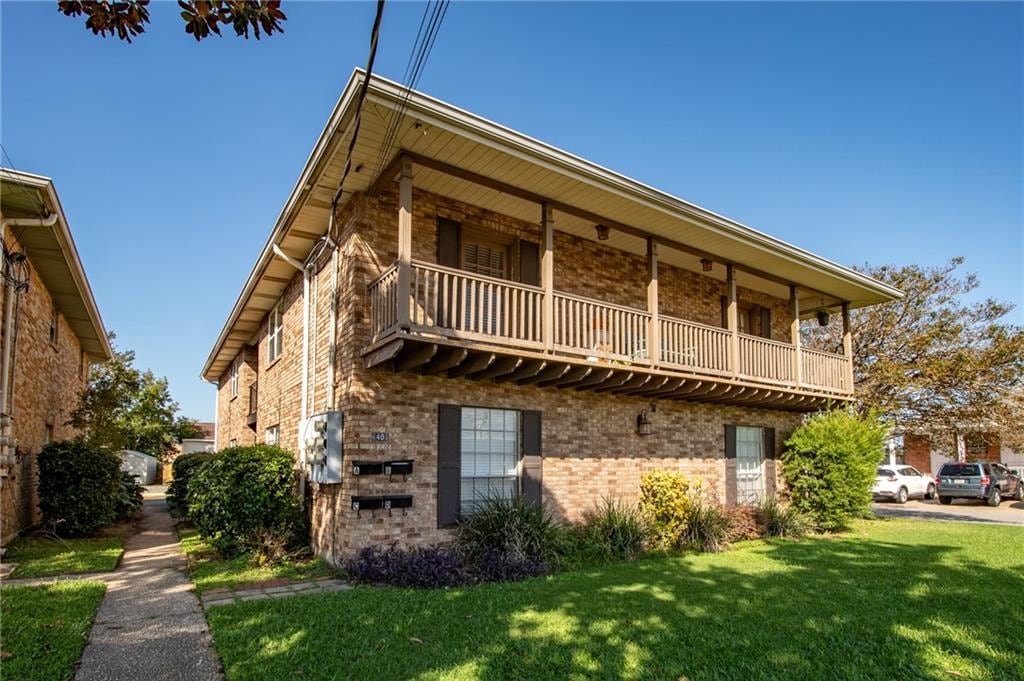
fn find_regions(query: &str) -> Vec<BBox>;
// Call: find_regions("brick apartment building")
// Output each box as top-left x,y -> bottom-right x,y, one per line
0,168 -> 111,544
902,430 -> 1024,475
204,70 -> 902,562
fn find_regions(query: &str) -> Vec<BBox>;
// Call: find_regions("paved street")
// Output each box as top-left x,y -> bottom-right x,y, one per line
873,497 -> 1024,525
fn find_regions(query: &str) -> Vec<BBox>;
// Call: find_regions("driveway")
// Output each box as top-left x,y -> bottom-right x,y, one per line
873,497 -> 1024,525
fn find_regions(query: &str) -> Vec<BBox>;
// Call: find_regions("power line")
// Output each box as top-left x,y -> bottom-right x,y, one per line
371,0 -> 449,180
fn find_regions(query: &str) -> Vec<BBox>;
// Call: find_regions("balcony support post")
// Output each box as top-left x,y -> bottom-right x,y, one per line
396,156 -> 413,330
842,301 -> 854,392
727,264 -> 738,375
790,285 -> 801,387
542,203 -> 554,352
647,238 -> 659,367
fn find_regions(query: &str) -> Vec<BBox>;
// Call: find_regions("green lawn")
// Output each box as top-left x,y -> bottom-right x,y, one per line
206,519 -> 1024,681
178,527 -> 333,593
5,525 -> 128,578
0,581 -> 106,681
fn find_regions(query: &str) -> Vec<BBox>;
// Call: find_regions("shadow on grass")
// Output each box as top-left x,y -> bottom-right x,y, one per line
207,523 -> 1024,680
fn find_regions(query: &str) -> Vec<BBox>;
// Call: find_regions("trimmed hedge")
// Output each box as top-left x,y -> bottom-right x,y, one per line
38,440 -> 122,536
186,445 -> 304,557
166,450 -> 219,517
782,410 -> 887,531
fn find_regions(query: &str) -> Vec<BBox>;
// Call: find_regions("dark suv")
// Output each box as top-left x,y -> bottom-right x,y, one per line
935,462 -> 1024,506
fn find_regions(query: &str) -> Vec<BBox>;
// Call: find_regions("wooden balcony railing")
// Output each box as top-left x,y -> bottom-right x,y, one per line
369,260 -> 852,395
801,347 -> 852,393
660,316 -> 732,376
738,334 -> 796,385
553,292 -> 649,363
408,261 -> 545,348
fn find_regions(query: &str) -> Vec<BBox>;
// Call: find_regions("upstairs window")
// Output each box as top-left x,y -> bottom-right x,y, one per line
48,304 -> 58,345
267,300 -> 283,363
229,357 -> 240,397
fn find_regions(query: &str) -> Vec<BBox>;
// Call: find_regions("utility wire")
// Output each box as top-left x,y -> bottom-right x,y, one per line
371,0 -> 449,180
327,0 -> 387,226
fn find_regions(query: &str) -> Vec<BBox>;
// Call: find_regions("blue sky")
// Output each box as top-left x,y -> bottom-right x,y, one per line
2,1 -> 1021,421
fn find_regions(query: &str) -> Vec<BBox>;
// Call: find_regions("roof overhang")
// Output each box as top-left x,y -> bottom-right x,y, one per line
202,68 -> 902,381
0,168 -> 112,360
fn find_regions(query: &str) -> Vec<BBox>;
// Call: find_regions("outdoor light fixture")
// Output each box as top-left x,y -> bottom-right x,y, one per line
700,258 -> 713,272
636,409 -> 652,436
816,309 -> 830,327
595,224 -> 611,241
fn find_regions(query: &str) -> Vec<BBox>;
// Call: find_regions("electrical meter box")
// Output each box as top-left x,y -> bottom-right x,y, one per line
303,411 -> 343,484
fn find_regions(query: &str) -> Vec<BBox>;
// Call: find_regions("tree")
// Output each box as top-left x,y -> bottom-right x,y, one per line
69,334 -> 201,459
803,258 -> 1024,447
57,1 -> 286,43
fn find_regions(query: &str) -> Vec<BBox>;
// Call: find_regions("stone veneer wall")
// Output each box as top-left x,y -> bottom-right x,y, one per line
214,186 -> 806,563
1,227 -> 89,543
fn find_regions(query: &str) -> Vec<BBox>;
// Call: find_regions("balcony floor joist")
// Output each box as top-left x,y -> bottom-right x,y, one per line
363,333 -> 849,412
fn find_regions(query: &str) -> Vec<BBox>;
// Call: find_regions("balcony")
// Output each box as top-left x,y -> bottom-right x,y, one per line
365,260 -> 853,411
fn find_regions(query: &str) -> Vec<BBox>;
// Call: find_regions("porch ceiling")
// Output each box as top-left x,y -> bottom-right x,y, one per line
202,68 -> 900,381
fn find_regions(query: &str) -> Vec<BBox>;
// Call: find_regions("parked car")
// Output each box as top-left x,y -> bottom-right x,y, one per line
934,462 -> 1024,507
873,465 -> 935,504
1006,464 -> 1024,480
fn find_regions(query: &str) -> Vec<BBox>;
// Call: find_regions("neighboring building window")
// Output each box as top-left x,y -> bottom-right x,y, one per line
267,300 -> 283,363
459,407 -> 519,514
48,304 -> 58,345
44,424 -> 54,445
229,357 -> 240,398
265,424 -> 280,446
965,433 -> 988,457
734,426 -> 766,504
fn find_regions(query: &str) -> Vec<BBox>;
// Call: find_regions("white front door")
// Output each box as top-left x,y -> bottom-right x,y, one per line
735,426 -> 766,503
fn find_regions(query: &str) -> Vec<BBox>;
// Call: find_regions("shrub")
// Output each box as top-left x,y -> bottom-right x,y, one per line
166,450 -> 219,517
37,440 -> 122,536
187,445 -> 304,557
572,498 -> 649,563
638,470 -> 695,550
724,504 -> 761,542
681,498 -> 733,553
344,545 -> 466,588
756,497 -> 811,538
454,496 -> 561,582
114,472 -> 145,521
782,410 -> 888,531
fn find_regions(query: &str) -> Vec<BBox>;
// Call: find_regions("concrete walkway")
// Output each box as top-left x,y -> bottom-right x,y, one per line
75,492 -> 222,681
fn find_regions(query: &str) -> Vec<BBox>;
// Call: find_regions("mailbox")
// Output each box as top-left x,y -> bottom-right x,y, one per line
350,495 -> 383,512
384,459 -> 413,477
383,495 -> 413,510
351,461 -> 384,476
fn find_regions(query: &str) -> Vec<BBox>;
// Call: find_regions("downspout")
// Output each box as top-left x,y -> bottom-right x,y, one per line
271,243 -> 310,508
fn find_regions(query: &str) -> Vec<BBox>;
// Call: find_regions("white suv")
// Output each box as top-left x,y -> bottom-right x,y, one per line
873,465 -> 936,504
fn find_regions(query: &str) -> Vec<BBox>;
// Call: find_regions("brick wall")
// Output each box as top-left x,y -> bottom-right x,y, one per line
903,434 -> 931,473
1,227 -> 89,543
214,186 -> 805,563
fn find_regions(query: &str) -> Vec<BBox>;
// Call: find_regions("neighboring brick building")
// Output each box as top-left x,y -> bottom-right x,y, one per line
903,431 -> 1021,475
0,169 -> 111,544
203,70 -> 902,563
